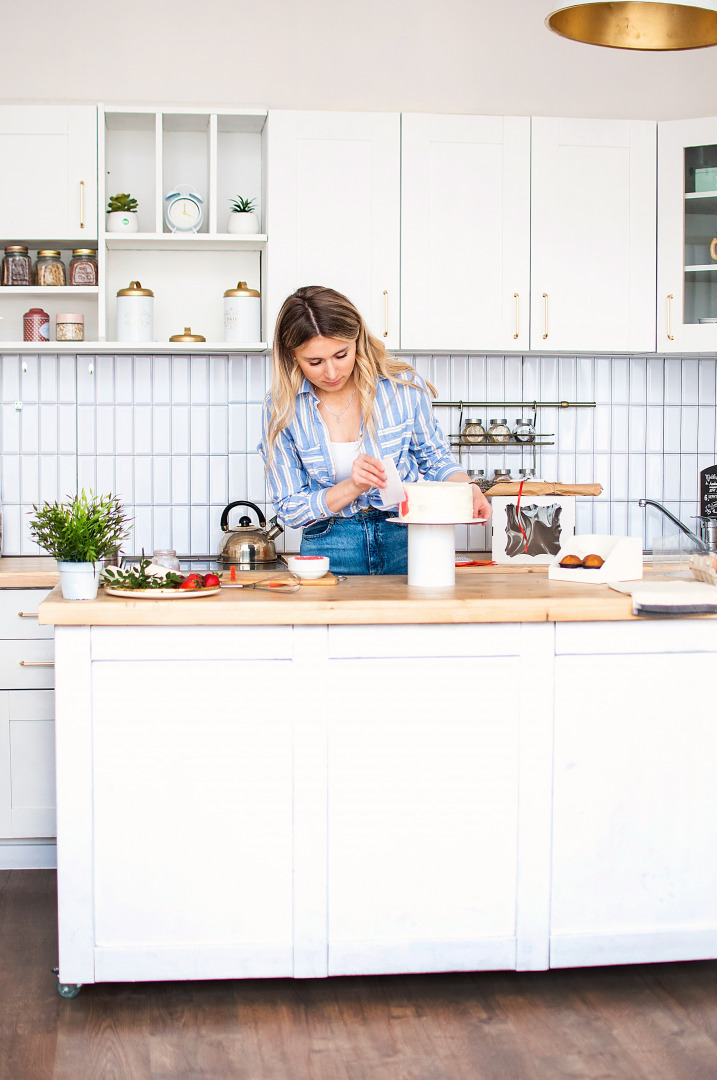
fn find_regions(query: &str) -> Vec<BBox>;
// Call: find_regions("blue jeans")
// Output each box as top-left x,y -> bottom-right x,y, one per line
300,509 -> 408,575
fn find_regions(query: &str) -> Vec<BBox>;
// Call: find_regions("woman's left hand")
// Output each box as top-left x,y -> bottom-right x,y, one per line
471,484 -> 492,520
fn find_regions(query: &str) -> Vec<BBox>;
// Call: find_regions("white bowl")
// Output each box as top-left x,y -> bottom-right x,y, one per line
285,555 -> 330,580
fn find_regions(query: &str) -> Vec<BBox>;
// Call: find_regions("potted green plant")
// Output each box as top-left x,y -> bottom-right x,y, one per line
227,194 -> 259,234
28,490 -> 131,600
106,192 -> 139,234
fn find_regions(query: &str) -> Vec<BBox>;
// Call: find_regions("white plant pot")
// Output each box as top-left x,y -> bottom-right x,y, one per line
106,211 -> 139,233
227,212 -> 260,234
58,561 -> 101,600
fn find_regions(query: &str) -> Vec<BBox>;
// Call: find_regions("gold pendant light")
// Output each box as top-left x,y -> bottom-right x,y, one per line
546,2 -> 717,49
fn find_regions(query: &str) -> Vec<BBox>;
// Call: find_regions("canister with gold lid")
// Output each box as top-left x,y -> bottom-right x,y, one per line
116,280 -> 154,342
223,280 -> 261,343
169,327 -> 206,343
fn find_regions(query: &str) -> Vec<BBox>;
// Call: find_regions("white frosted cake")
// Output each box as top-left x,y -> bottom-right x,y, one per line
399,481 -> 474,523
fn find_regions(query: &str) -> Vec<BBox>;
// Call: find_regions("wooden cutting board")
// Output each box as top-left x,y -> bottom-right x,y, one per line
221,570 -> 339,587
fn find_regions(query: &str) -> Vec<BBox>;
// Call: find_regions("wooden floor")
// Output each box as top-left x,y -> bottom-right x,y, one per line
2,871 -> 717,1080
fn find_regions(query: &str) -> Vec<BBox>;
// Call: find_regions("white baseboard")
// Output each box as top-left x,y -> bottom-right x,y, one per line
0,839 -> 57,870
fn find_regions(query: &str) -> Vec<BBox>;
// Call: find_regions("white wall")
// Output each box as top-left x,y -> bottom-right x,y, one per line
1,0 -> 716,121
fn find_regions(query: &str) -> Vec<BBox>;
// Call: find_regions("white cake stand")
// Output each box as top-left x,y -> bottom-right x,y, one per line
389,517 -> 487,587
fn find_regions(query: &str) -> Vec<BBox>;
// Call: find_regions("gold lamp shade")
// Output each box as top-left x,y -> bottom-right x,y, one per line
546,2 -> 717,49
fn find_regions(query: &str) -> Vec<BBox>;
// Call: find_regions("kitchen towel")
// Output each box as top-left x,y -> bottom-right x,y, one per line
609,580 -> 717,616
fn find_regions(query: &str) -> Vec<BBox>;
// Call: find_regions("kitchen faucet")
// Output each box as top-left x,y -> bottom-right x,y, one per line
638,498 -> 709,551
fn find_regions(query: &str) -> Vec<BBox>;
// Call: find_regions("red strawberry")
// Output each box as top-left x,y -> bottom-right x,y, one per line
179,574 -> 202,590
203,573 -> 220,588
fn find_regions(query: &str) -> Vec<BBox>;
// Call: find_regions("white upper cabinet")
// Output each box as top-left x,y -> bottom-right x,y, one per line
0,106 -> 97,240
401,114 -> 531,352
530,118 -> 656,354
657,117 -> 717,353
265,111 -> 400,348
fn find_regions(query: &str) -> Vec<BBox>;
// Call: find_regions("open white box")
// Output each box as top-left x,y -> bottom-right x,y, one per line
548,534 -> 644,584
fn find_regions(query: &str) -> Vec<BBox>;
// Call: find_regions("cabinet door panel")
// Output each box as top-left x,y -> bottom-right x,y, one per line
552,652 -> 717,967
0,640 -> 54,690
0,590 -> 53,639
401,114 -> 530,351
266,111 -> 400,347
327,657 -> 519,975
0,106 -> 97,239
0,689 -> 56,839
531,118 -> 656,353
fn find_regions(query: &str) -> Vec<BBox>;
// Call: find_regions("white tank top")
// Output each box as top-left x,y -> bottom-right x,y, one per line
331,440 -> 360,483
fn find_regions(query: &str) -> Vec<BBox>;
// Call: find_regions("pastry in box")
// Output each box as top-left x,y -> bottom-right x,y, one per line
548,535 -> 643,584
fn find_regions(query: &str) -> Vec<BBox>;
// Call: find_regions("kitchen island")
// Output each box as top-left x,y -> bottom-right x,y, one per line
40,569 -> 717,995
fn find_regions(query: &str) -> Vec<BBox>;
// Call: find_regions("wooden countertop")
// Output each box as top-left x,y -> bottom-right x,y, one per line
37,564 -> 655,626
0,557 -> 60,588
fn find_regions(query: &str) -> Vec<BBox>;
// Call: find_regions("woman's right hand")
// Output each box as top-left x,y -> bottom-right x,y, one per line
351,453 -> 387,493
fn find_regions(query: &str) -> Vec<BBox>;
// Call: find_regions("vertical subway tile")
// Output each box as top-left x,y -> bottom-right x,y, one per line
628,357 -> 646,404
557,454 -> 575,483
594,405 -> 612,453
522,355 -> 539,400
39,456 -> 59,504
59,455 -> 76,496
627,502 -> 645,541
1,456 -> 20,502
228,454 -> 248,497
698,357 -> 716,405
190,405 -> 210,455
645,455 -> 664,499
682,359 -> 699,405
171,506 -> 190,554
38,404 -> 58,455
190,356 -> 210,405
152,406 -> 171,456
171,356 -> 190,404
209,456 -> 228,505
190,505 -> 210,555
2,505 -> 20,553
680,408 -> 698,454
628,453 -> 646,500
504,356 -> 522,401
115,405 -> 134,454
20,404 -> 39,454
58,355 -> 75,403
134,356 -> 153,405
698,406 -> 717,455
133,506 -> 153,554
486,355 -> 505,401
663,455 -> 681,501
575,356 -> 594,401
450,356 -> 469,400
646,357 -> 664,404
247,355 -> 268,402
153,505 -> 173,549
558,356 -> 576,400
208,405 -> 228,455
592,502 -> 610,534
228,355 -> 247,402
172,406 -> 190,455
58,404 -> 76,456
594,357 -> 611,403
172,457 -> 190,503
115,356 -> 134,403
95,457 -> 115,495
574,499 -> 593,533
610,502 -> 628,535
664,358 -> 683,405
681,458 -> 699,502
610,455 -> 628,500
467,355 -> 487,400
76,405 -> 95,455
228,404 -> 248,453
153,457 -> 171,504
574,454 -> 594,484
539,356 -> 558,400
39,355 -> 58,403
645,407 -> 664,453
153,355 -> 172,404
627,406 -> 646,452
593,454 -> 611,498
190,456 -> 209,504
21,357 -> 39,399
1,356 -> 20,403
134,457 -> 154,505
2,404 -> 19,453
247,453 -> 268,503
115,457 -> 134,504
210,356 -> 228,404
432,356 -> 451,399
663,408 -> 681,453
611,358 -> 629,403
134,405 -> 153,454
96,406 -> 115,456
77,456 -> 96,493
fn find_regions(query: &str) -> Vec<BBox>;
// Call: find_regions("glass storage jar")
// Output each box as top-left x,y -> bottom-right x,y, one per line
461,418 -> 486,444
487,418 -> 511,443
68,249 -> 98,286
34,250 -> 66,286
491,468 -> 513,485
467,468 -> 491,493
152,549 -> 181,571
513,418 -> 536,443
2,245 -> 32,286
56,313 -> 84,341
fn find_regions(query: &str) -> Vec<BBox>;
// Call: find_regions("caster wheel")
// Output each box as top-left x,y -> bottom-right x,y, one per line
56,980 -> 83,998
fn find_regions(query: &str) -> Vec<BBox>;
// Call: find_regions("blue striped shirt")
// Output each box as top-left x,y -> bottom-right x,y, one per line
259,373 -> 463,528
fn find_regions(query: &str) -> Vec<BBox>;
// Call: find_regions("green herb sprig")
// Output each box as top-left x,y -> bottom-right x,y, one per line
102,558 -> 184,590
28,490 -> 130,564
229,195 -> 256,214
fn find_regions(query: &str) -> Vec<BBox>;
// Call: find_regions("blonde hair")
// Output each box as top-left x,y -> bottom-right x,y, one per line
265,286 -> 436,465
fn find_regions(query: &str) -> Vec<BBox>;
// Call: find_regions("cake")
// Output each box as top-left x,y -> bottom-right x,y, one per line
559,554 -> 582,568
582,553 -> 604,569
399,481 -> 474,523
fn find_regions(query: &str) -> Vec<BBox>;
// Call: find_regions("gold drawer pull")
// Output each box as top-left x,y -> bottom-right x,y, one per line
18,611 -> 39,618
19,660 -> 54,667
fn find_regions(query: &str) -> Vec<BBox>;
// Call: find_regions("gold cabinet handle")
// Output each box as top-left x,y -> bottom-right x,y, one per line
667,293 -> 675,341
80,180 -> 85,229
513,293 -> 520,339
542,292 -> 549,339
19,660 -> 54,667
711,238 -> 717,262
383,290 -> 389,338
18,611 -> 39,618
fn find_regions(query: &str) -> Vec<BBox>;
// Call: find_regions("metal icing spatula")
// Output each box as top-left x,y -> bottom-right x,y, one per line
378,456 -> 405,509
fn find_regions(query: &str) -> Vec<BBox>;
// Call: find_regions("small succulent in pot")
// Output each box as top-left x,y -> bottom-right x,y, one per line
229,195 -> 256,214
227,195 -> 260,234
28,490 -> 130,565
106,193 -> 139,233
107,193 -> 138,214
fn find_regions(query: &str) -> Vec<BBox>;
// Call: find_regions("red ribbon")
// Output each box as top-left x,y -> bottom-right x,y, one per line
516,479 -> 528,554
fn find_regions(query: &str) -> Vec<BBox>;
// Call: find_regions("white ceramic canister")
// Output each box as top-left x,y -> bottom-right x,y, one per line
223,281 -> 261,343
116,280 -> 154,342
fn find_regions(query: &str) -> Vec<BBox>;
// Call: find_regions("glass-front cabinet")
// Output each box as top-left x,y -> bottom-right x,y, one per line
658,118 -> 717,352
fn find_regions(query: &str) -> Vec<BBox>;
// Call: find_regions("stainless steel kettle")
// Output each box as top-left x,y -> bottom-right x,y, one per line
217,501 -> 284,566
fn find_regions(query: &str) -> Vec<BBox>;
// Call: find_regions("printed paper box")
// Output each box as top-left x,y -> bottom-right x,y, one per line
490,495 -> 576,565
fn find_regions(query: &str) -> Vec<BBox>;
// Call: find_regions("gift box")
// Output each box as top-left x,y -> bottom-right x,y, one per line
490,495 -> 576,565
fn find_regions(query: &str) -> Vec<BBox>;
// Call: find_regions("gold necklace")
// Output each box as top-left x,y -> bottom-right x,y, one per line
318,384 -> 357,423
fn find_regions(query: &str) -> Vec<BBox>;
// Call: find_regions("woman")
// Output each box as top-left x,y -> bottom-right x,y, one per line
259,286 -> 491,575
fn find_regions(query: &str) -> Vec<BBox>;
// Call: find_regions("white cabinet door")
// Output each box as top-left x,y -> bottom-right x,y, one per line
530,118 -> 656,353
657,117 -> 717,353
0,106 -> 97,239
266,111 -> 400,348
326,656 -> 521,975
552,651 -> 717,967
401,114 -> 530,351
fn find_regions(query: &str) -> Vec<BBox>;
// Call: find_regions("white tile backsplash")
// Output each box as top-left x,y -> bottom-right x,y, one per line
3,351 -> 717,557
